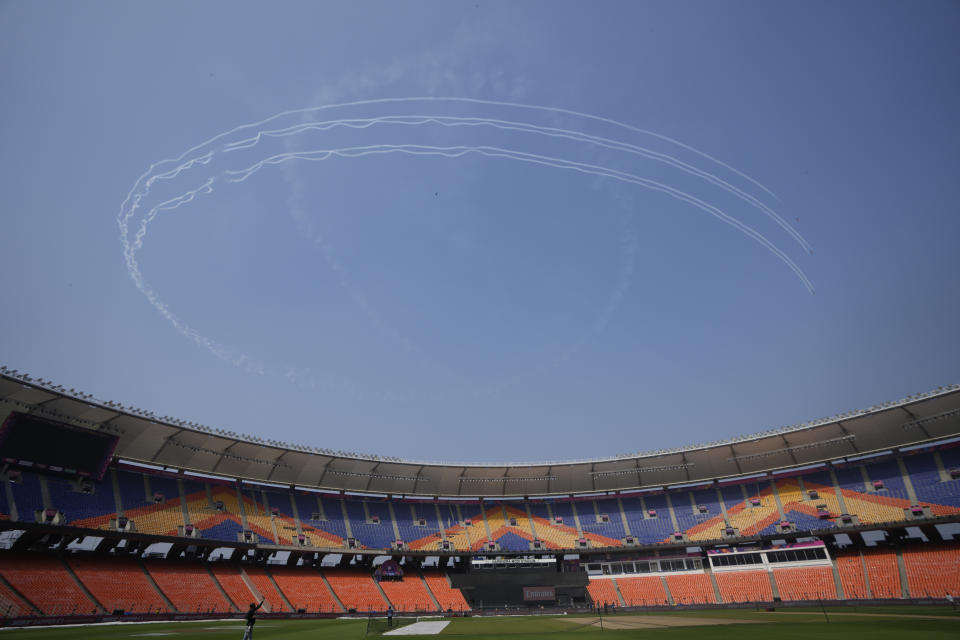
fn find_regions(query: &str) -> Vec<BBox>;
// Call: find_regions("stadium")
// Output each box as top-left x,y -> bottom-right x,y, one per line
0,367 -> 958,638
4,4 -> 960,639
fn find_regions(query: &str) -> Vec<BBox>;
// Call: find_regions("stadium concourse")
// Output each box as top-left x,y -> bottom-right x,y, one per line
0,371 -> 959,626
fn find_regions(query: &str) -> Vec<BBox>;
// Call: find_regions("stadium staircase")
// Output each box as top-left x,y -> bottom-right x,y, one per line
829,557 -> 845,598
242,565 -> 291,612
421,569 -> 469,611
204,564 -> 239,612
857,549 -> 873,598
612,579 -> 626,607
415,569 -> 442,610
862,549 -> 901,599
211,563 -> 259,612
660,576 -> 674,605
704,564 -> 723,603
835,551 -> 869,599
0,553 -> 98,615
0,573 -> 39,616
895,548 -> 910,598
59,556 -> 106,614
137,557 -> 176,612
318,568 -> 348,612
265,566 -> 296,612
373,578 -> 393,609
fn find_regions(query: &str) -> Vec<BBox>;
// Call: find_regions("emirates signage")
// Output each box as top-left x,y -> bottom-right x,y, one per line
522,586 -> 556,601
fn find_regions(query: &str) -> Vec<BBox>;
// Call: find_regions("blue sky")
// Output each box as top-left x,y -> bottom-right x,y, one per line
1,0 -> 958,464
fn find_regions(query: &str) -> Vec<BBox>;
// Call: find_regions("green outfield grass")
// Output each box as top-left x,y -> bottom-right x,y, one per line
0,607 -> 957,640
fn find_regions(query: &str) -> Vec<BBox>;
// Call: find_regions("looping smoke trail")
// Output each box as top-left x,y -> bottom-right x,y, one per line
117,97 -> 814,389
219,144 -> 813,293
222,115 -> 811,253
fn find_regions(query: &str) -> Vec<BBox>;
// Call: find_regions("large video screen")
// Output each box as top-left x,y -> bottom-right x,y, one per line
0,412 -> 118,480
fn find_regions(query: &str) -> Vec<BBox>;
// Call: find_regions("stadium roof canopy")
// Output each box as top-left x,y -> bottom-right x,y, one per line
1,369 -> 958,498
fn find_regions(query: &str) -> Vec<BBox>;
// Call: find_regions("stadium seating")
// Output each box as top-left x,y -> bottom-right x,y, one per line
145,560 -> 231,613
905,453 -> 960,508
45,475 -> 117,526
616,576 -> 668,606
715,570 -> 773,603
500,504 -> 538,546
683,488 -> 729,542
665,573 -> 717,604
396,500 -> 443,548
59,453 -> 954,549
242,565 -> 290,612
0,553 -> 98,615
434,508 -> 488,551
835,551 -> 870,599
289,492 -> 347,547
526,520 -> 580,549
324,569 -> 388,611
0,579 -> 30,617
9,472 -> 45,521
586,578 -> 620,607
7,443 -> 960,554
68,555 -> 168,614
671,494 -> 703,537
239,488 -> 281,545
862,549 -> 901,599
549,501 -> 576,530
422,569 -> 470,611
772,566 -> 837,601
345,499 -> 395,550
109,470 -> 185,536
524,502 -> 592,548
621,495 -> 674,544
267,566 -> 342,613
210,563 -> 253,612
902,544 -> 960,598
378,576 -> 436,612
496,531 -> 534,552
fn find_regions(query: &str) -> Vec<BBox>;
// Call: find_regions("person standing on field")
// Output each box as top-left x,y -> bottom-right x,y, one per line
242,599 -> 264,640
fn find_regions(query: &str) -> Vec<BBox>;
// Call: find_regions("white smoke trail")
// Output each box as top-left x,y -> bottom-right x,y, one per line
221,114 -> 810,253
119,96 -> 793,235
220,144 -> 813,293
117,97 -> 814,392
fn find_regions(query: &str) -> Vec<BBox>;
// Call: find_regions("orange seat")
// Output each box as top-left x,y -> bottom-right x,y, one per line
379,576 -> 436,612
268,566 -> 342,613
69,555 -> 168,613
665,573 -> 716,604
0,553 -> 98,615
772,566 -> 837,601
145,560 -> 231,613
835,552 -> 869,599
715,570 -> 773,603
586,578 -> 620,606
862,549 -> 901,599
616,576 -> 667,606
422,569 -> 469,611
903,543 -> 960,598
324,569 -> 388,611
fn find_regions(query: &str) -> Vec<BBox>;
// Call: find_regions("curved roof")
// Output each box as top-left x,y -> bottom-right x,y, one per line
1,368 -> 958,497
